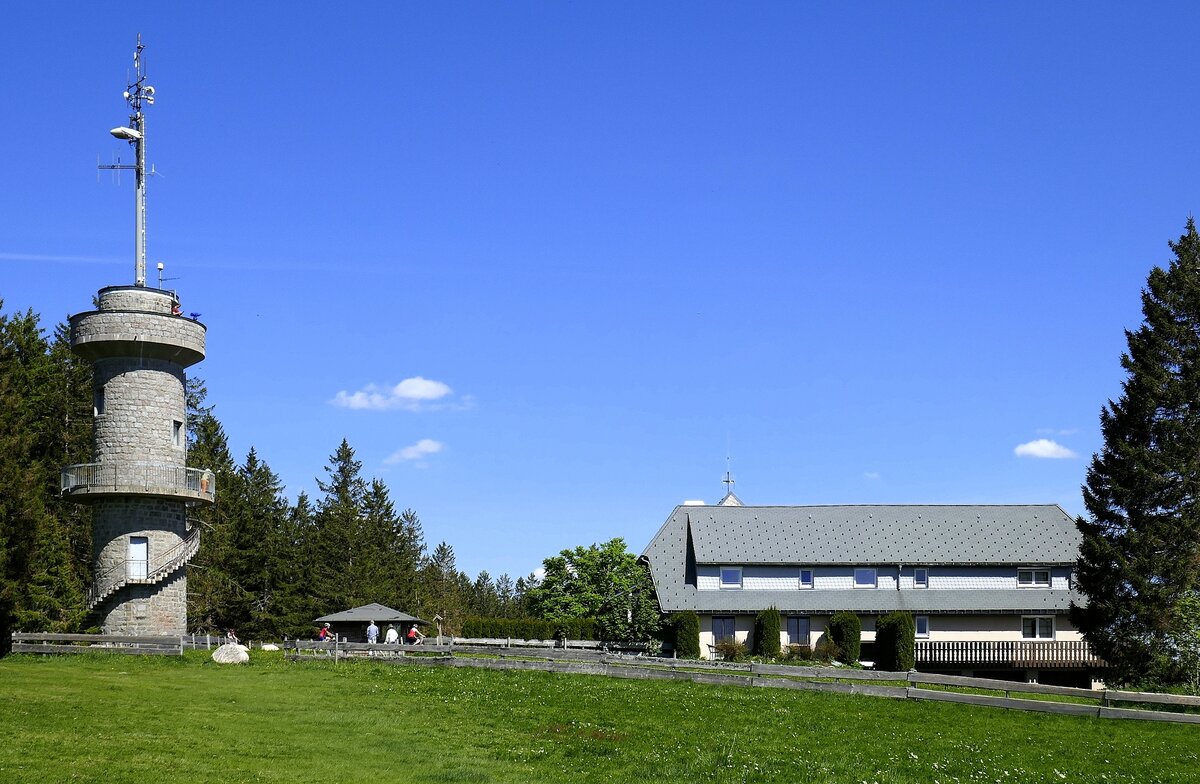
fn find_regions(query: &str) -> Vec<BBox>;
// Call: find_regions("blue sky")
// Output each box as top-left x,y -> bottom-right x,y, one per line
3,4 -> 1198,581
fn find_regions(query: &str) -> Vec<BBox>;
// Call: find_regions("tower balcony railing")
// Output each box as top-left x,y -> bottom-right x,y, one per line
61,462 -> 215,504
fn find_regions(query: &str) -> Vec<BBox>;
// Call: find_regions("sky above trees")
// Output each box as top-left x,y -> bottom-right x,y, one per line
4,4 -> 1200,579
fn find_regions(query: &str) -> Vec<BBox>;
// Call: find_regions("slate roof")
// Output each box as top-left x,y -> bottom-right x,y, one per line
686,505 -> 1079,564
640,504 -> 1084,614
314,603 -> 426,625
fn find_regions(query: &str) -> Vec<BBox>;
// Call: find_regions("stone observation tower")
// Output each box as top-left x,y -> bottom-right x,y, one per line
61,37 -> 213,635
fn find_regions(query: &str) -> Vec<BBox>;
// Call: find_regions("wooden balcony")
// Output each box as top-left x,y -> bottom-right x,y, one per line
915,640 -> 1104,669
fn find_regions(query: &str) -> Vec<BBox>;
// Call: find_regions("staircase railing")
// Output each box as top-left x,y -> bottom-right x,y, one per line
85,528 -> 201,611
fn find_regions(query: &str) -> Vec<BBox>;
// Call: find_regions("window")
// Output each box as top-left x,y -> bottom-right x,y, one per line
913,567 -> 928,589
1022,616 -> 1054,639
94,386 -> 105,417
1018,568 -> 1051,587
719,566 -> 742,590
787,616 -> 810,646
712,616 -> 736,642
172,420 -> 183,448
853,567 -> 877,588
915,615 -> 930,638
799,568 -> 814,589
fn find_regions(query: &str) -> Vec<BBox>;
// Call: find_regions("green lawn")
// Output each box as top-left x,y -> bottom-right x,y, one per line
0,651 -> 1196,783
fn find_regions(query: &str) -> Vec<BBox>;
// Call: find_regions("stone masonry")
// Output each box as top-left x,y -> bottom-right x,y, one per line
65,285 -> 210,636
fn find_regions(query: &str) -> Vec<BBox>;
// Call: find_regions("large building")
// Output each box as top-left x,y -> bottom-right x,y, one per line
641,493 -> 1102,685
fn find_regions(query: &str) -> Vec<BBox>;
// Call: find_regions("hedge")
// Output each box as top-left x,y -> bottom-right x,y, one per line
826,611 -> 861,663
753,607 -> 781,658
460,617 -> 598,641
874,612 -> 915,671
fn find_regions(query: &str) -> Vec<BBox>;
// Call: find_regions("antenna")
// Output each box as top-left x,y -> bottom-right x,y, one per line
98,34 -> 156,287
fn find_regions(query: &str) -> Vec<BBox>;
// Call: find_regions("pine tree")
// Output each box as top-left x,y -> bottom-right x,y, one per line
1072,219 -> 1200,686
313,440 -> 368,611
185,386 -> 239,633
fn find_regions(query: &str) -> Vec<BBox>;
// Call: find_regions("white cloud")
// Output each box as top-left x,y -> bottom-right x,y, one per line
863,471 -> 881,480
1036,427 -> 1079,437
1014,439 -> 1077,459
384,438 -> 445,465
331,376 -> 454,411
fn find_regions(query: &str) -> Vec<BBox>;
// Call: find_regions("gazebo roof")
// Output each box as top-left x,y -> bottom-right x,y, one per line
314,603 -> 426,625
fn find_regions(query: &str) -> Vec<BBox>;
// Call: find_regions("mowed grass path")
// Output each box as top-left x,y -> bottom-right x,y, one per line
0,652 -> 1196,783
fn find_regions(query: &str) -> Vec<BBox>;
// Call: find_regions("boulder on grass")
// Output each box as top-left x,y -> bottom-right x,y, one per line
260,643 -> 280,651
212,643 -> 250,664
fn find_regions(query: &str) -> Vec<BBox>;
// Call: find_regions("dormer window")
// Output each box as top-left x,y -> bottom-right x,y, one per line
853,567 -> 877,589
720,566 -> 742,590
1018,568 -> 1050,588
799,568 -> 814,589
914,567 -> 929,589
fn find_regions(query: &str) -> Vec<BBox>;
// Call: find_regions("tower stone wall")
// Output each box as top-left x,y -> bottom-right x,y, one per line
64,285 -> 210,636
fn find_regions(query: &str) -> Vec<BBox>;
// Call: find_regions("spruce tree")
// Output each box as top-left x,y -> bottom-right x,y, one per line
1072,219 -> 1200,686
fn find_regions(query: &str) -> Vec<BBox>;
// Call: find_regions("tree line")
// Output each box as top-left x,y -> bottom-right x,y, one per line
0,302 -> 542,649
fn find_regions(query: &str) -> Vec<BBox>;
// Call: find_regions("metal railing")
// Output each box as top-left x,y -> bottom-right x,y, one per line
85,528 -> 201,611
915,639 -> 1103,668
61,462 -> 215,502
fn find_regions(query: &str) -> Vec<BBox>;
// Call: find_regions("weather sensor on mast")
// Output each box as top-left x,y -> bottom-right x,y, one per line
100,34 -> 156,287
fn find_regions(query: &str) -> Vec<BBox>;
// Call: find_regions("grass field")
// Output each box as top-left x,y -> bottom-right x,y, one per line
0,651 -> 1196,783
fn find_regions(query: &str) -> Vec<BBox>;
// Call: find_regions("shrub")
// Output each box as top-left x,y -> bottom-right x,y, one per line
670,612 -> 701,658
713,638 -> 748,662
783,644 -> 813,662
874,612 -> 915,672
753,607 -> 782,658
813,636 -> 839,662
826,612 -> 861,663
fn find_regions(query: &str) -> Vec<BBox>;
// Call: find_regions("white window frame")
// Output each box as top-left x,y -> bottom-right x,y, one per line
853,567 -> 877,589
1017,567 -> 1051,588
913,567 -> 928,589
915,615 -> 930,638
1022,615 -> 1055,640
799,568 -> 814,589
719,566 -> 742,590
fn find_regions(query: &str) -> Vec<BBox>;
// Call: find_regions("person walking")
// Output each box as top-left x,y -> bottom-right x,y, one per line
384,624 -> 399,644
366,620 -> 379,645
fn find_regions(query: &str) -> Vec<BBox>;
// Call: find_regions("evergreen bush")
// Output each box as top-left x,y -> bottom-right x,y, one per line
753,607 -> 782,658
826,612 -> 861,663
671,611 -> 701,658
874,612 -> 915,672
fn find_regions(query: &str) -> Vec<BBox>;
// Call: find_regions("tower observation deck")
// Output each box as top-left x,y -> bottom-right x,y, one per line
62,37 -> 212,635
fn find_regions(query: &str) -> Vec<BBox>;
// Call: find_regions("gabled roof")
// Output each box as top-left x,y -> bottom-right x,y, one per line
314,603 -> 425,624
640,504 -> 1084,614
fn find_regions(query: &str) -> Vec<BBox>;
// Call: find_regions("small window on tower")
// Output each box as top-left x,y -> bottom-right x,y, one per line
172,420 -> 183,448
94,386 -> 105,417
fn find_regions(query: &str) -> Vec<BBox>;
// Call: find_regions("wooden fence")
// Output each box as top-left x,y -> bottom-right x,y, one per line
282,641 -> 1200,725
11,632 -> 183,656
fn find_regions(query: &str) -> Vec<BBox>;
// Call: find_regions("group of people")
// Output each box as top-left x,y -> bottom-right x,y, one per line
319,620 -> 425,645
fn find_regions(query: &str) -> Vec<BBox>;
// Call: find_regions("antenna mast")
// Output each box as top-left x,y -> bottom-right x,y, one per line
101,34 -> 156,287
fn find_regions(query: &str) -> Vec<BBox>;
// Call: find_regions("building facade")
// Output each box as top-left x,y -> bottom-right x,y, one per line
641,498 -> 1101,685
